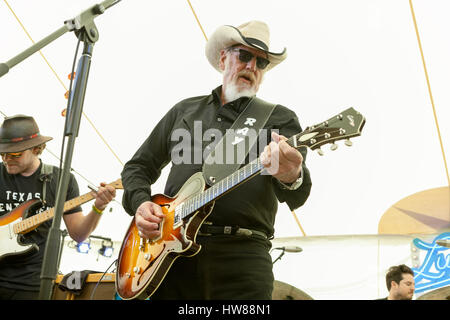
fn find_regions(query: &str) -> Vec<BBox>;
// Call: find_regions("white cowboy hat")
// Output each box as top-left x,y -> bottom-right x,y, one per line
205,20 -> 287,72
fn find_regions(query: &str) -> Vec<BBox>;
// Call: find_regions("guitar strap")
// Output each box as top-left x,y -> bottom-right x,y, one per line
40,163 -> 54,205
202,97 -> 276,186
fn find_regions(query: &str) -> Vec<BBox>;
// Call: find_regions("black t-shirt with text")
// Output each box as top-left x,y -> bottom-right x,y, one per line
0,161 -> 81,291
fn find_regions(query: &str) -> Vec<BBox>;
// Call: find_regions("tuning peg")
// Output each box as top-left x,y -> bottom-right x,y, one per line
330,143 -> 338,151
345,139 -> 353,147
316,148 -> 324,156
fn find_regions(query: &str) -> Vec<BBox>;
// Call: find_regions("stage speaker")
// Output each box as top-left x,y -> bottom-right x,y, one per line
52,273 -> 116,300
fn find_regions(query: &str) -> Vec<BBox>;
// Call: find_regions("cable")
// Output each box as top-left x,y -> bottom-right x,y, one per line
409,0 -> 450,187
2,0 -> 124,167
89,259 -> 117,300
1,1 -> 125,201
186,0 -> 208,41
57,37 -> 82,185
291,210 -> 307,236
2,0 -> 67,90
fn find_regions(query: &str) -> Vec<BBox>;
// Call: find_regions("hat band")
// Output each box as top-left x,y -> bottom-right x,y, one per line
245,37 -> 269,52
229,26 -> 270,52
0,133 -> 40,143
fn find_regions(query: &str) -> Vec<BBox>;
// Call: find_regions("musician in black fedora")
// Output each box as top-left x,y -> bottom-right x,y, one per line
121,20 -> 312,299
0,114 -> 116,299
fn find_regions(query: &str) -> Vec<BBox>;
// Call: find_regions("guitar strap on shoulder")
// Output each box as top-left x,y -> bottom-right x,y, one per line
202,97 -> 276,186
40,163 -> 54,205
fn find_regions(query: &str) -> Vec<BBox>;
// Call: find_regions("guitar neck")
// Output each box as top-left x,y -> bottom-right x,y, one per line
14,192 -> 95,234
178,158 -> 264,220
175,107 -> 365,224
178,135 -> 303,220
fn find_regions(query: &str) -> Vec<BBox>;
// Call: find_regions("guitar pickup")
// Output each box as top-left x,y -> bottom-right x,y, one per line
173,203 -> 184,228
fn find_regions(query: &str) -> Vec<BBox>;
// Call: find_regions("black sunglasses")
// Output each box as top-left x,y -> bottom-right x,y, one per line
229,48 -> 270,70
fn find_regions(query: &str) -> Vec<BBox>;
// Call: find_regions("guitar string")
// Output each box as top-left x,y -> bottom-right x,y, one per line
177,127 -> 348,219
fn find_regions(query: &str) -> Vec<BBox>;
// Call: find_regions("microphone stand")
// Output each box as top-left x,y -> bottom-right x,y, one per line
57,229 -> 69,269
272,248 -> 286,265
0,0 -> 120,300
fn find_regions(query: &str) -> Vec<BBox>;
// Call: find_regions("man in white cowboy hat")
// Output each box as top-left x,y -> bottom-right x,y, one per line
121,20 -> 311,299
0,114 -> 116,299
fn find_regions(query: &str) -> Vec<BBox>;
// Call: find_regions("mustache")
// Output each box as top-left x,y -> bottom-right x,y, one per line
237,70 -> 256,83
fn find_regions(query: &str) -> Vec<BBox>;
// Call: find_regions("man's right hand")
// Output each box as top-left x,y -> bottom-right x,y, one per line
135,201 -> 165,240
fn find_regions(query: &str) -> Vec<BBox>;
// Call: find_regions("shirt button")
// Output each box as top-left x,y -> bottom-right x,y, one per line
217,117 -> 222,122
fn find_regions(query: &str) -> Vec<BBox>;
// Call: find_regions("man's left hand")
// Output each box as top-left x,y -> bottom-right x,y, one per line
260,131 -> 303,183
92,182 -> 116,211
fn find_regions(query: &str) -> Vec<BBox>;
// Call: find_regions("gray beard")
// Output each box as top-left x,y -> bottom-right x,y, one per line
223,82 -> 256,104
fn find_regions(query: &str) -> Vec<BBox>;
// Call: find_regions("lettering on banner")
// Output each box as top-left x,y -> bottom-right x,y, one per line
412,232 -> 450,293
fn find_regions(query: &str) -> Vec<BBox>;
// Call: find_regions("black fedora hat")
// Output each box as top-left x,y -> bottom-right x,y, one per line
0,114 -> 53,153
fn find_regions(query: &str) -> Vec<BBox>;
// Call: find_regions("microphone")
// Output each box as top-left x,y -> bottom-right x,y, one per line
274,246 -> 303,253
436,240 -> 450,248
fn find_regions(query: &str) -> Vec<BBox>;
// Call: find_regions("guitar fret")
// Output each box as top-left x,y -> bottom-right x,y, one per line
198,195 -> 202,210
12,179 -> 122,235
180,158 -> 265,222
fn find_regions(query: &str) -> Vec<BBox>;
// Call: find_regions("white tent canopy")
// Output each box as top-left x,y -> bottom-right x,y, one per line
1,0 -> 449,299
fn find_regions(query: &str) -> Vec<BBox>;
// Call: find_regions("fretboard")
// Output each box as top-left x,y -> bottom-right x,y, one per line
177,158 -> 264,220
13,192 -> 95,234
176,134 -> 303,220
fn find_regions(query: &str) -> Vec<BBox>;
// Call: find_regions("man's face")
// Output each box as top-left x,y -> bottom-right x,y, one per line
392,273 -> 415,300
1,149 -> 37,175
219,45 -> 268,102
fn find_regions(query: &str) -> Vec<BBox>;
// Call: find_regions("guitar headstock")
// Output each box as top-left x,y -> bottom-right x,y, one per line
288,107 -> 365,155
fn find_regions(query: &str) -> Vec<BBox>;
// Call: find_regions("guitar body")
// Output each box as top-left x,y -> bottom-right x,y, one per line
0,199 -> 43,264
116,172 -> 214,300
0,178 -> 123,264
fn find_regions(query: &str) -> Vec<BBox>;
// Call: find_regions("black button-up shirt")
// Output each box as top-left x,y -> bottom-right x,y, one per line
121,86 -> 311,238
